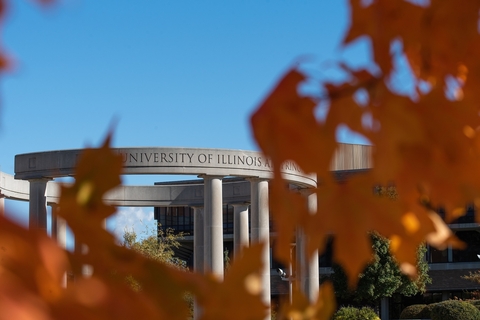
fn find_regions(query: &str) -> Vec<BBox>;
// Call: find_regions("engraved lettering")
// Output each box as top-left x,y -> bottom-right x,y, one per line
198,153 -> 207,163
264,159 -> 271,168
161,153 -> 167,162
237,156 -> 245,165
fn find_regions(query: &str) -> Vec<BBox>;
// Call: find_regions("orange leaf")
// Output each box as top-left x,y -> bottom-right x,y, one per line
280,282 -> 336,320
199,243 -> 268,320
251,68 -> 336,176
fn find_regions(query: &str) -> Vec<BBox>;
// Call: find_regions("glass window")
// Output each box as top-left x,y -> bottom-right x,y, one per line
453,230 -> 480,262
427,245 -> 448,263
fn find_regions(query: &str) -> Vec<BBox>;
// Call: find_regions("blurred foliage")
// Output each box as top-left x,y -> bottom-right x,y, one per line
2,0 -> 480,319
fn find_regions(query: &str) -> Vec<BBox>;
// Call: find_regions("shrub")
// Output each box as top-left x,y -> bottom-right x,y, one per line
468,300 -> 480,311
418,303 -> 437,319
332,306 -> 380,320
399,304 -> 427,319
431,300 -> 480,320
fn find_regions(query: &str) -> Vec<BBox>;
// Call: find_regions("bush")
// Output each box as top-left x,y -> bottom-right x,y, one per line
332,306 -> 380,320
468,300 -> 480,311
431,300 -> 480,320
418,303 -> 437,319
399,304 -> 427,319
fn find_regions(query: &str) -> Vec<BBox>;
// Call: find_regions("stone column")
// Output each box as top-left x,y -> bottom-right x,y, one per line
380,297 -> 389,320
299,189 -> 319,303
193,206 -> 205,320
232,203 -> 249,258
448,244 -> 453,262
193,206 -> 205,274
29,178 -> 50,233
52,204 -> 68,287
296,227 -> 304,291
52,207 -> 67,249
249,178 -> 270,319
81,244 -> 93,278
202,175 -> 224,280
0,193 -> 4,216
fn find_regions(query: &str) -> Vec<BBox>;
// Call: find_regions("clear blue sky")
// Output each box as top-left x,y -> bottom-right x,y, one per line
0,0 -> 371,235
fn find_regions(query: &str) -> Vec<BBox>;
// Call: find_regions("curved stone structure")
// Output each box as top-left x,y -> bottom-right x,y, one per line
2,144 -> 373,320
15,147 -> 317,187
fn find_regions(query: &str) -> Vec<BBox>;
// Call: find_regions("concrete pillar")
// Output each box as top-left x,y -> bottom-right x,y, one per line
81,244 -> 93,278
50,204 -> 66,244
202,175 -> 224,280
193,206 -> 205,273
0,193 -> 4,216
295,228 -> 304,292
301,190 -> 319,303
232,203 -> 249,258
193,206 -> 205,320
380,297 -> 389,320
51,204 -> 68,287
75,219 -> 107,278
249,178 -> 270,319
29,178 -> 50,232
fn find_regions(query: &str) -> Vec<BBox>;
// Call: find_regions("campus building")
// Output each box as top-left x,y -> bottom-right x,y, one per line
153,185 -> 480,319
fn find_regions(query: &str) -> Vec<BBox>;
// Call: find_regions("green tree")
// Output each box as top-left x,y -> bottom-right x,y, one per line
331,233 -> 430,304
123,226 -> 186,270
122,226 -> 187,291
123,226 -> 194,319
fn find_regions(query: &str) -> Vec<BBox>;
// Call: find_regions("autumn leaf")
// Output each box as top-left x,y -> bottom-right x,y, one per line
344,0 -> 424,75
57,133 -> 122,240
0,215 -> 68,320
279,282 -> 336,320
270,176 -> 311,264
55,133 -> 201,320
5,0 -> 480,319
312,174 -> 411,287
197,243 -> 268,320
251,68 -> 336,176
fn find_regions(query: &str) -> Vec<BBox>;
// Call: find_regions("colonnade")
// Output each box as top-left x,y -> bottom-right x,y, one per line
23,174 -> 319,320
13,146 -> 364,320
1,144 -> 376,319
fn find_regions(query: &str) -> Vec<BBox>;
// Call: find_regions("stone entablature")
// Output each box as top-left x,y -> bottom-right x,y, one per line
15,147 -> 317,187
